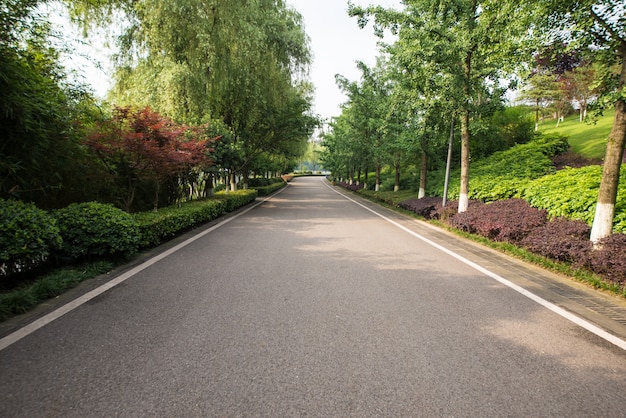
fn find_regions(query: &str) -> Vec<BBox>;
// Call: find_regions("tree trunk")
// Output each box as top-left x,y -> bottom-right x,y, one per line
590,53 -> 626,243
364,166 -> 369,190
375,164 -> 381,192
394,163 -> 400,192
229,171 -> 237,192
459,109 -> 470,212
418,150 -> 427,199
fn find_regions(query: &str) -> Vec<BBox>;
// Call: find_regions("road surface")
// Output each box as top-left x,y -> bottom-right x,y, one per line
1,176 -> 625,417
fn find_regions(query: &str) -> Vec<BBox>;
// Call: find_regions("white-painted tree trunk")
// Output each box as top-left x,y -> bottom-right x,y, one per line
375,183 -> 380,192
418,187 -> 425,199
590,202 -> 614,244
394,185 -> 399,192
458,193 -> 469,212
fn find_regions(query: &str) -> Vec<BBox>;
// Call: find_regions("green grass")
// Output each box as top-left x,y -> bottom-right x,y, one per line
539,108 -> 614,160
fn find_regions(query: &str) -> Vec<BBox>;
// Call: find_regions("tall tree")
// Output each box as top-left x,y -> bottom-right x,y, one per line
533,1 -> 625,242
68,0 -> 315,184
349,0 -> 531,212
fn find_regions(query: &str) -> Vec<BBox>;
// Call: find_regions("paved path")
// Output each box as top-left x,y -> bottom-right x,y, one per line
1,176 -> 625,417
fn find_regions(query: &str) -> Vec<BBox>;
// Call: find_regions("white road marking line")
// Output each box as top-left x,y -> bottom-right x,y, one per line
326,180 -> 626,351
0,189 -> 288,352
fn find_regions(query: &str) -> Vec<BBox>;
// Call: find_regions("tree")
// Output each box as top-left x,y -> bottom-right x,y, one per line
87,106 -> 213,211
561,64 -> 599,122
69,0 -> 315,186
533,1 -> 625,242
350,0 -> 531,212
0,0 -> 100,208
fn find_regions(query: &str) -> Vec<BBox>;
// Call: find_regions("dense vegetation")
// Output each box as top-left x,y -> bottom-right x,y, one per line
0,0 -> 306,318
338,133 -> 626,292
325,0 -> 625,244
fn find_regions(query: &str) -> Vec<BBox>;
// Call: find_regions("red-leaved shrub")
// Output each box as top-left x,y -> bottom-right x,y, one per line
520,218 -> 592,263
433,199 -> 483,222
449,199 -> 547,243
585,234 -> 626,286
398,197 -> 443,219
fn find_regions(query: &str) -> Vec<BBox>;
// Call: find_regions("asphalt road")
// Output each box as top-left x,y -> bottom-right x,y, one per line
1,176 -> 626,417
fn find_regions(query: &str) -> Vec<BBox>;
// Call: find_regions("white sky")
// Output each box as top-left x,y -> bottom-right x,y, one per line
287,0 -> 403,121
58,1 -> 404,123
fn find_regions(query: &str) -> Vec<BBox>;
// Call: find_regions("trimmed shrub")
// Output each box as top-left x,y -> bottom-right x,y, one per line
432,199 -> 483,222
214,189 -> 258,212
449,199 -> 547,243
134,199 -> 227,248
135,190 -> 257,249
251,179 -> 286,196
0,199 -> 62,276
337,181 -> 364,192
54,202 -> 140,260
398,197 -> 443,219
520,218 -> 592,263
585,234 -> 626,286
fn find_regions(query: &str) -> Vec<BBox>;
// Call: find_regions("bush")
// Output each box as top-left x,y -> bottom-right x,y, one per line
0,199 -> 62,276
398,197 -> 443,219
134,199 -> 227,248
520,218 -> 592,263
214,189 -> 258,212
337,181 -> 364,192
251,179 -> 286,196
585,234 -> 626,286
428,133 -> 568,199
54,202 -> 140,260
135,190 -> 258,249
449,199 -> 547,243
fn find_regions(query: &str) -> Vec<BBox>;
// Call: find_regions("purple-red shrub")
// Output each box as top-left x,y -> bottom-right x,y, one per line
450,199 -> 547,243
520,218 -> 592,263
586,234 -> 626,286
398,197 -> 443,219
337,181 -> 364,192
433,199 -> 483,223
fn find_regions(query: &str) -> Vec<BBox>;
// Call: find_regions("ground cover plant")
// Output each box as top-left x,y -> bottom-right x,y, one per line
427,134 -> 569,201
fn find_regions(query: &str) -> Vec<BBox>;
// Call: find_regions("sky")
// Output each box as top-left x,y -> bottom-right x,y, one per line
58,1 -> 403,123
286,0 -> 403,121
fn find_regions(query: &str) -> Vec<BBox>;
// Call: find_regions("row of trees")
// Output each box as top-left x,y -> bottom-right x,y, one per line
322,0 -> 624,243
1,0 -> 316,211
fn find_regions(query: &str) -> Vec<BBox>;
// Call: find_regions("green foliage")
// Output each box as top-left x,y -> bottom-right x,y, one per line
0,261 -> 113,321
54,202 -> 140,260
0,199 -> 62,276
133,199 -> 227,249
429,133 -> 569,200
539,109 -> 614,160
213,190 -> 258,212
248,178 -> 286,196
133,190 -> 257,248
0,4 -> 100,208
520,165 -> 626,233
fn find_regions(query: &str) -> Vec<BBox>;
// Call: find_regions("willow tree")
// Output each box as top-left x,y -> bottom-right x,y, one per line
68,0 -> 314,186
349,0 -> 531,212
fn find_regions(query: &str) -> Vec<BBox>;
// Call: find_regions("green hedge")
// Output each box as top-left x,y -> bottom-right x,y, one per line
251,180 -> 286,196
54,202 -> 141,260
134,190 -> 257,248
0,199 -> 62,276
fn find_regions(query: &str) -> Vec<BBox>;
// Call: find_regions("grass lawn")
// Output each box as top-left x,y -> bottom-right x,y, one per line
539,108 -> 614,160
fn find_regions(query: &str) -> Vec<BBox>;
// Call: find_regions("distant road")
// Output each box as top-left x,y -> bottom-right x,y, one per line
1,176 -> 625,417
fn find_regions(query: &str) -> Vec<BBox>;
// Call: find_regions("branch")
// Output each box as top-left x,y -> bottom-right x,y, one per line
590,7 -> 625,46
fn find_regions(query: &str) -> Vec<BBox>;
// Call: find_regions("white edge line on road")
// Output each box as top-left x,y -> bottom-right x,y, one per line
326,180 -> 626,351
0,188 -> 288,352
